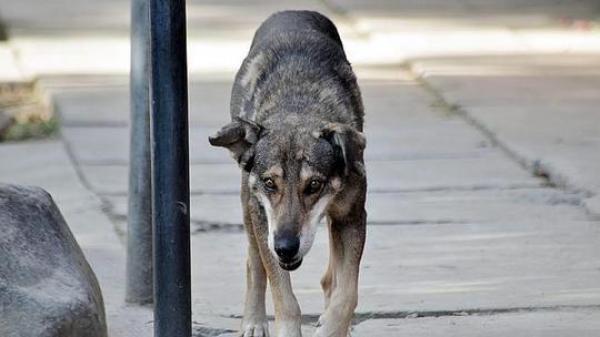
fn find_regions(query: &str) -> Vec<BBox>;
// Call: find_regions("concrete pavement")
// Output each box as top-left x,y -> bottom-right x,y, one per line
411,54 -> 600,217
1,1 -> 600,336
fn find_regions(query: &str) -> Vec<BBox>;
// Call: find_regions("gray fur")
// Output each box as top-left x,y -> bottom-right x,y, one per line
231,10 -> 364,129
209,11 -> 367,337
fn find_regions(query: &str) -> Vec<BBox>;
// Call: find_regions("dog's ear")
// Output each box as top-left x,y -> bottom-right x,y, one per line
209,117 -> 262,171
319,123 -> 366,177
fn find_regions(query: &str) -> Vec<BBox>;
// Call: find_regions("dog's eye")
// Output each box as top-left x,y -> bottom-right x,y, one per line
306,179 -> 323,194
263,178 -> 277,191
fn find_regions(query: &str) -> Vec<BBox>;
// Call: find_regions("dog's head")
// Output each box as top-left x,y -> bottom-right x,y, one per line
209,115 -> 365,271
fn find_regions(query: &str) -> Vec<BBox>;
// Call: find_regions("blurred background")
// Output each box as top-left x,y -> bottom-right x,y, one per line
1,1 -> 599,336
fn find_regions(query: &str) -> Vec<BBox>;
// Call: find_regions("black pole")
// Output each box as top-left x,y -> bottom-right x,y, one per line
126,0 -> 153,305
149,0 -> 191,335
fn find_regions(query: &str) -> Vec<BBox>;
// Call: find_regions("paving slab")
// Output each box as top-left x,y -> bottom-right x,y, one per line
323,0 -> 600,66
351,309 -> 600,337
0,0 -> 334,36
183,196 -> 600,317
61,126 -> 231,165
60,121 -> 495,165
412,54 -> 600,212
106,187 -> 588,228
2,0 -> 600,79
51,82 -> 231,127
105,185 -> 600,318
83,163 -> 241,196
326,0 -> 600,27
82,151 -> 541,195
53,77 -> 449,127
57,79 -> 518,167
0,0 -> 346,77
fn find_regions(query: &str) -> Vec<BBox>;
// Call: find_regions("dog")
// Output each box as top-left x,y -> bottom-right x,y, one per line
209,11 -> 367,337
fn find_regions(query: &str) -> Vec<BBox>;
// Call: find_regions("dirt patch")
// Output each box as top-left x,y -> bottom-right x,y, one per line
0,83 -> 58,142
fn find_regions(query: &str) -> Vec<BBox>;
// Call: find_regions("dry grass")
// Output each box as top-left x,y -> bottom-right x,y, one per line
0,83 -> 58,142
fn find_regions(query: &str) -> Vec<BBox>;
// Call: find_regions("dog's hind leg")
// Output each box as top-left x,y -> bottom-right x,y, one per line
314,207 -> 366,337
242,206 -> 269,337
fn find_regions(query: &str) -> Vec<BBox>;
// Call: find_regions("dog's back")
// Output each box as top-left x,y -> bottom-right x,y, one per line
230,10 -> 364,131
250,10 -> 344,51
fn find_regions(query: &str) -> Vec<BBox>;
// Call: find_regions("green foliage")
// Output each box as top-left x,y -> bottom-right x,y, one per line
0,83 -> 57,142
2,116 -> 58,141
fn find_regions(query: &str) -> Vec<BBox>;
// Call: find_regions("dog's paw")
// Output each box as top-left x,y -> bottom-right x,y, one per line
241,320 -> 270,337
312,318 -> 351,337
312,328 -> 351,337
275,320 -> 302,337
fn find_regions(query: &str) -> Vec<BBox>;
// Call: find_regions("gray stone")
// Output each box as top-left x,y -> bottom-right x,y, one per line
0,140 -> 154,337
0,184 -> 107,337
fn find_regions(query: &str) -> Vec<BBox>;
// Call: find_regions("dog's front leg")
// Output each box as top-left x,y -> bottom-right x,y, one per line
315,210 -> 366,337
249,207 -> 302,337
241,208 -> 269,337
261,244 -> 302,337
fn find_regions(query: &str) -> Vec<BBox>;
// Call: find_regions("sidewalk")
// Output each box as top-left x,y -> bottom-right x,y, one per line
1,1 -> 600,336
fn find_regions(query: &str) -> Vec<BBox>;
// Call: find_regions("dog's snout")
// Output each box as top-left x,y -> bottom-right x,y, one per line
274,232 -> 300,262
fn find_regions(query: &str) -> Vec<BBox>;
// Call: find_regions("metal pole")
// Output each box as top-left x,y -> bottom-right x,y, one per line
126,0 -> 153,305
149,0 -> 191,335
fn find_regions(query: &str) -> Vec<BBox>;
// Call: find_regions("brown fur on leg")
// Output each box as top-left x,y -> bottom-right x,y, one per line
241,176 -> 270,337
245,175 -> 302,337
314,201 -> 366,337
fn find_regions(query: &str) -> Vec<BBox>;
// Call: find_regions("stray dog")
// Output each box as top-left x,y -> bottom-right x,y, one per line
209,11 -> 366,337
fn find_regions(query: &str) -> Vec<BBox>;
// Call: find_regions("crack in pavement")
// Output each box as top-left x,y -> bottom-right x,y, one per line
226,304 -> 600,326
192,324 -> 236,337
405,62 -> 595,215
58,123 -> 128,243
95,182 -> 550,198
104,214 -> 472,236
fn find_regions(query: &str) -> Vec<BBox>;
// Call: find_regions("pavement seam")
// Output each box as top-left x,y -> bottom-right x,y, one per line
55,102 -> 127,242
107,214 -> 472,235
225,303 -> 600,326
96,182 -> 550,198
404,62 -> 597,217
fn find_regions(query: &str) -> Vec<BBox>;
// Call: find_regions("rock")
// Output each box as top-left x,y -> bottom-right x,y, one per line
0,184 -> 107,337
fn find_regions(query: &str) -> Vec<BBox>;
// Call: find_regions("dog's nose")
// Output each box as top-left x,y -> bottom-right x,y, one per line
274,234 -> 300,262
